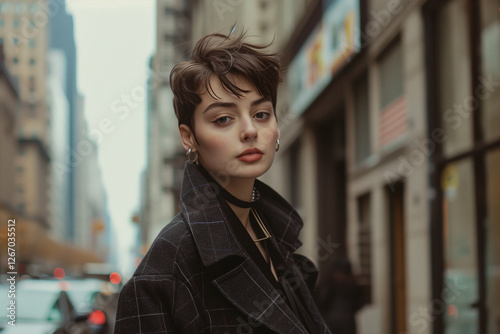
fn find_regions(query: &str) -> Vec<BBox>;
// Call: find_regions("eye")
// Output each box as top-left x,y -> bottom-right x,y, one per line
213,116 -> 232,125
254,112 -> 270,120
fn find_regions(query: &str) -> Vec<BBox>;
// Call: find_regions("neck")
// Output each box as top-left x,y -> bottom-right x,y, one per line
221,178 -> 254,228
223,177 -> 254,203
197,162 -> 256,228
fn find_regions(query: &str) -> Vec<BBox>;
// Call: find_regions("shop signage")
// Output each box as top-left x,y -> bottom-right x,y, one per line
288,0 -> 360,116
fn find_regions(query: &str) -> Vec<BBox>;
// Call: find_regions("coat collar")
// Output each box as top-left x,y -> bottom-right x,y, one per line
179,162 -> 322,334
179,161 -> 303,268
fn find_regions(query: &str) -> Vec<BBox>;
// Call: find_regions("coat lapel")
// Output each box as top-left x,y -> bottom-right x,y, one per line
179,162 -> 246,265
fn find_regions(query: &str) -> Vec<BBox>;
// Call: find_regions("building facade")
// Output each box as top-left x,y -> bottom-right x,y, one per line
0,0 -> 51,229
0,0 -> 110,274
273,0 -> 500,333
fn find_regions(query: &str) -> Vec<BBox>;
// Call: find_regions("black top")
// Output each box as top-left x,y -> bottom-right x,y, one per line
218,187 -> 320,334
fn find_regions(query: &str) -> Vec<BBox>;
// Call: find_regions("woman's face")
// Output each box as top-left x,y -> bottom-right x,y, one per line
180,75 -> 279,182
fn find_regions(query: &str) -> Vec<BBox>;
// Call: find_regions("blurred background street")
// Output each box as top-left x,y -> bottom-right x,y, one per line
0,0 -> 499,333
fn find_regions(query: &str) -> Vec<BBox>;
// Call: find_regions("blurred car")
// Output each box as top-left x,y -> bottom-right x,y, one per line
63,278 -> 118,334
0,277 -> 119,334
0,279 -> 92,334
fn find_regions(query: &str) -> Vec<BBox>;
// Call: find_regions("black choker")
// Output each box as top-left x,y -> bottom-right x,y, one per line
216,184 -> 260,208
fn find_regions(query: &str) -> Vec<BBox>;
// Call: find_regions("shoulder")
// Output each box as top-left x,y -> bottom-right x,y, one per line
132,213 -> 199,278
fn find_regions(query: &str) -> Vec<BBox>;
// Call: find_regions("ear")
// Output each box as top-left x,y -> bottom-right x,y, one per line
179,124 -> 197,151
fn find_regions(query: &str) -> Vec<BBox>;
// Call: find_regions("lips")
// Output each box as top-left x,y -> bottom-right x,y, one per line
237,148 -> 263,162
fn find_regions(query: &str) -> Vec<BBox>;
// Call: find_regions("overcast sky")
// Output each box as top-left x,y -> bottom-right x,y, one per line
66,0 -> 155,276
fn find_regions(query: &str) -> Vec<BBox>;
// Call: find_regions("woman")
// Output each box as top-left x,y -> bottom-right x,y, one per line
114,31 -> 331,334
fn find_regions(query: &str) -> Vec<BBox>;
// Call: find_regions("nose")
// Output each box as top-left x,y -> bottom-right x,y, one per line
240,116 -> 257,142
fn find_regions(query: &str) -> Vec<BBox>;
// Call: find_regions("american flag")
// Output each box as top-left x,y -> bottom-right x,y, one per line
379,96 -> 408,147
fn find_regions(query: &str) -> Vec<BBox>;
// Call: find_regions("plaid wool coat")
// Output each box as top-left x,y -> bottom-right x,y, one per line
114,162 -> 331,333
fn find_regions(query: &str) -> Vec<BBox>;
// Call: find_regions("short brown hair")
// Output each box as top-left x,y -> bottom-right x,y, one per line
169,31 -> 282,131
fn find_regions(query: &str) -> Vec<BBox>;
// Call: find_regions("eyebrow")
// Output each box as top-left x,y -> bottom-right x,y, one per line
202,97 -> 271,114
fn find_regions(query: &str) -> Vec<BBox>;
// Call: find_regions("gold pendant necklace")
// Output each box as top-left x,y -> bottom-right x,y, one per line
250,207 -> 272,242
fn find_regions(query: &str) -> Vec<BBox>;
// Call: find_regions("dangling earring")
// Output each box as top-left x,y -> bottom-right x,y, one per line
275,139 -> 280,152
186,148 -> 199,164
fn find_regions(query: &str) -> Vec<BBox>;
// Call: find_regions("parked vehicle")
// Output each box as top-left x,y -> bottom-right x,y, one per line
0,279 -> 91,333
0,278 -> 117,334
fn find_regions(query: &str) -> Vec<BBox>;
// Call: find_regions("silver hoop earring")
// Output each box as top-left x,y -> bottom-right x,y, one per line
186,148 -> 199,163
275,139 -> 280,152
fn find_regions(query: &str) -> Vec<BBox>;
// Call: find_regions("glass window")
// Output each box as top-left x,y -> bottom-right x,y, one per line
480,0 -> 500,142
29,39 -> 35,48
13,19 -> 20,28
260,23 -> 269,34
13,57 -> 18,64
438,0 -> 474,157
0,3 -> 10,13
29,58 -> 35,66
30,3 -> 39,14
29,104 -> 36,117
29,77 -> 35,92
441,159 -> 479,333
379,42 -> 404,109
357,193 -> 372,304
377,41 -> 408,148
486,149 -> 500,334
14,3 -> 25,13
354,73 -> 371,163
10,75 -> 18,88
0,19 -> 4,27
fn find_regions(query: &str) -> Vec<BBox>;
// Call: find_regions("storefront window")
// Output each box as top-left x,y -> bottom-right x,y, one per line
438,0 -> 474,158
480,0 -> 500,142
429,1 -> 499,332
486,150 -> 500,334
441,159 -> 478,334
